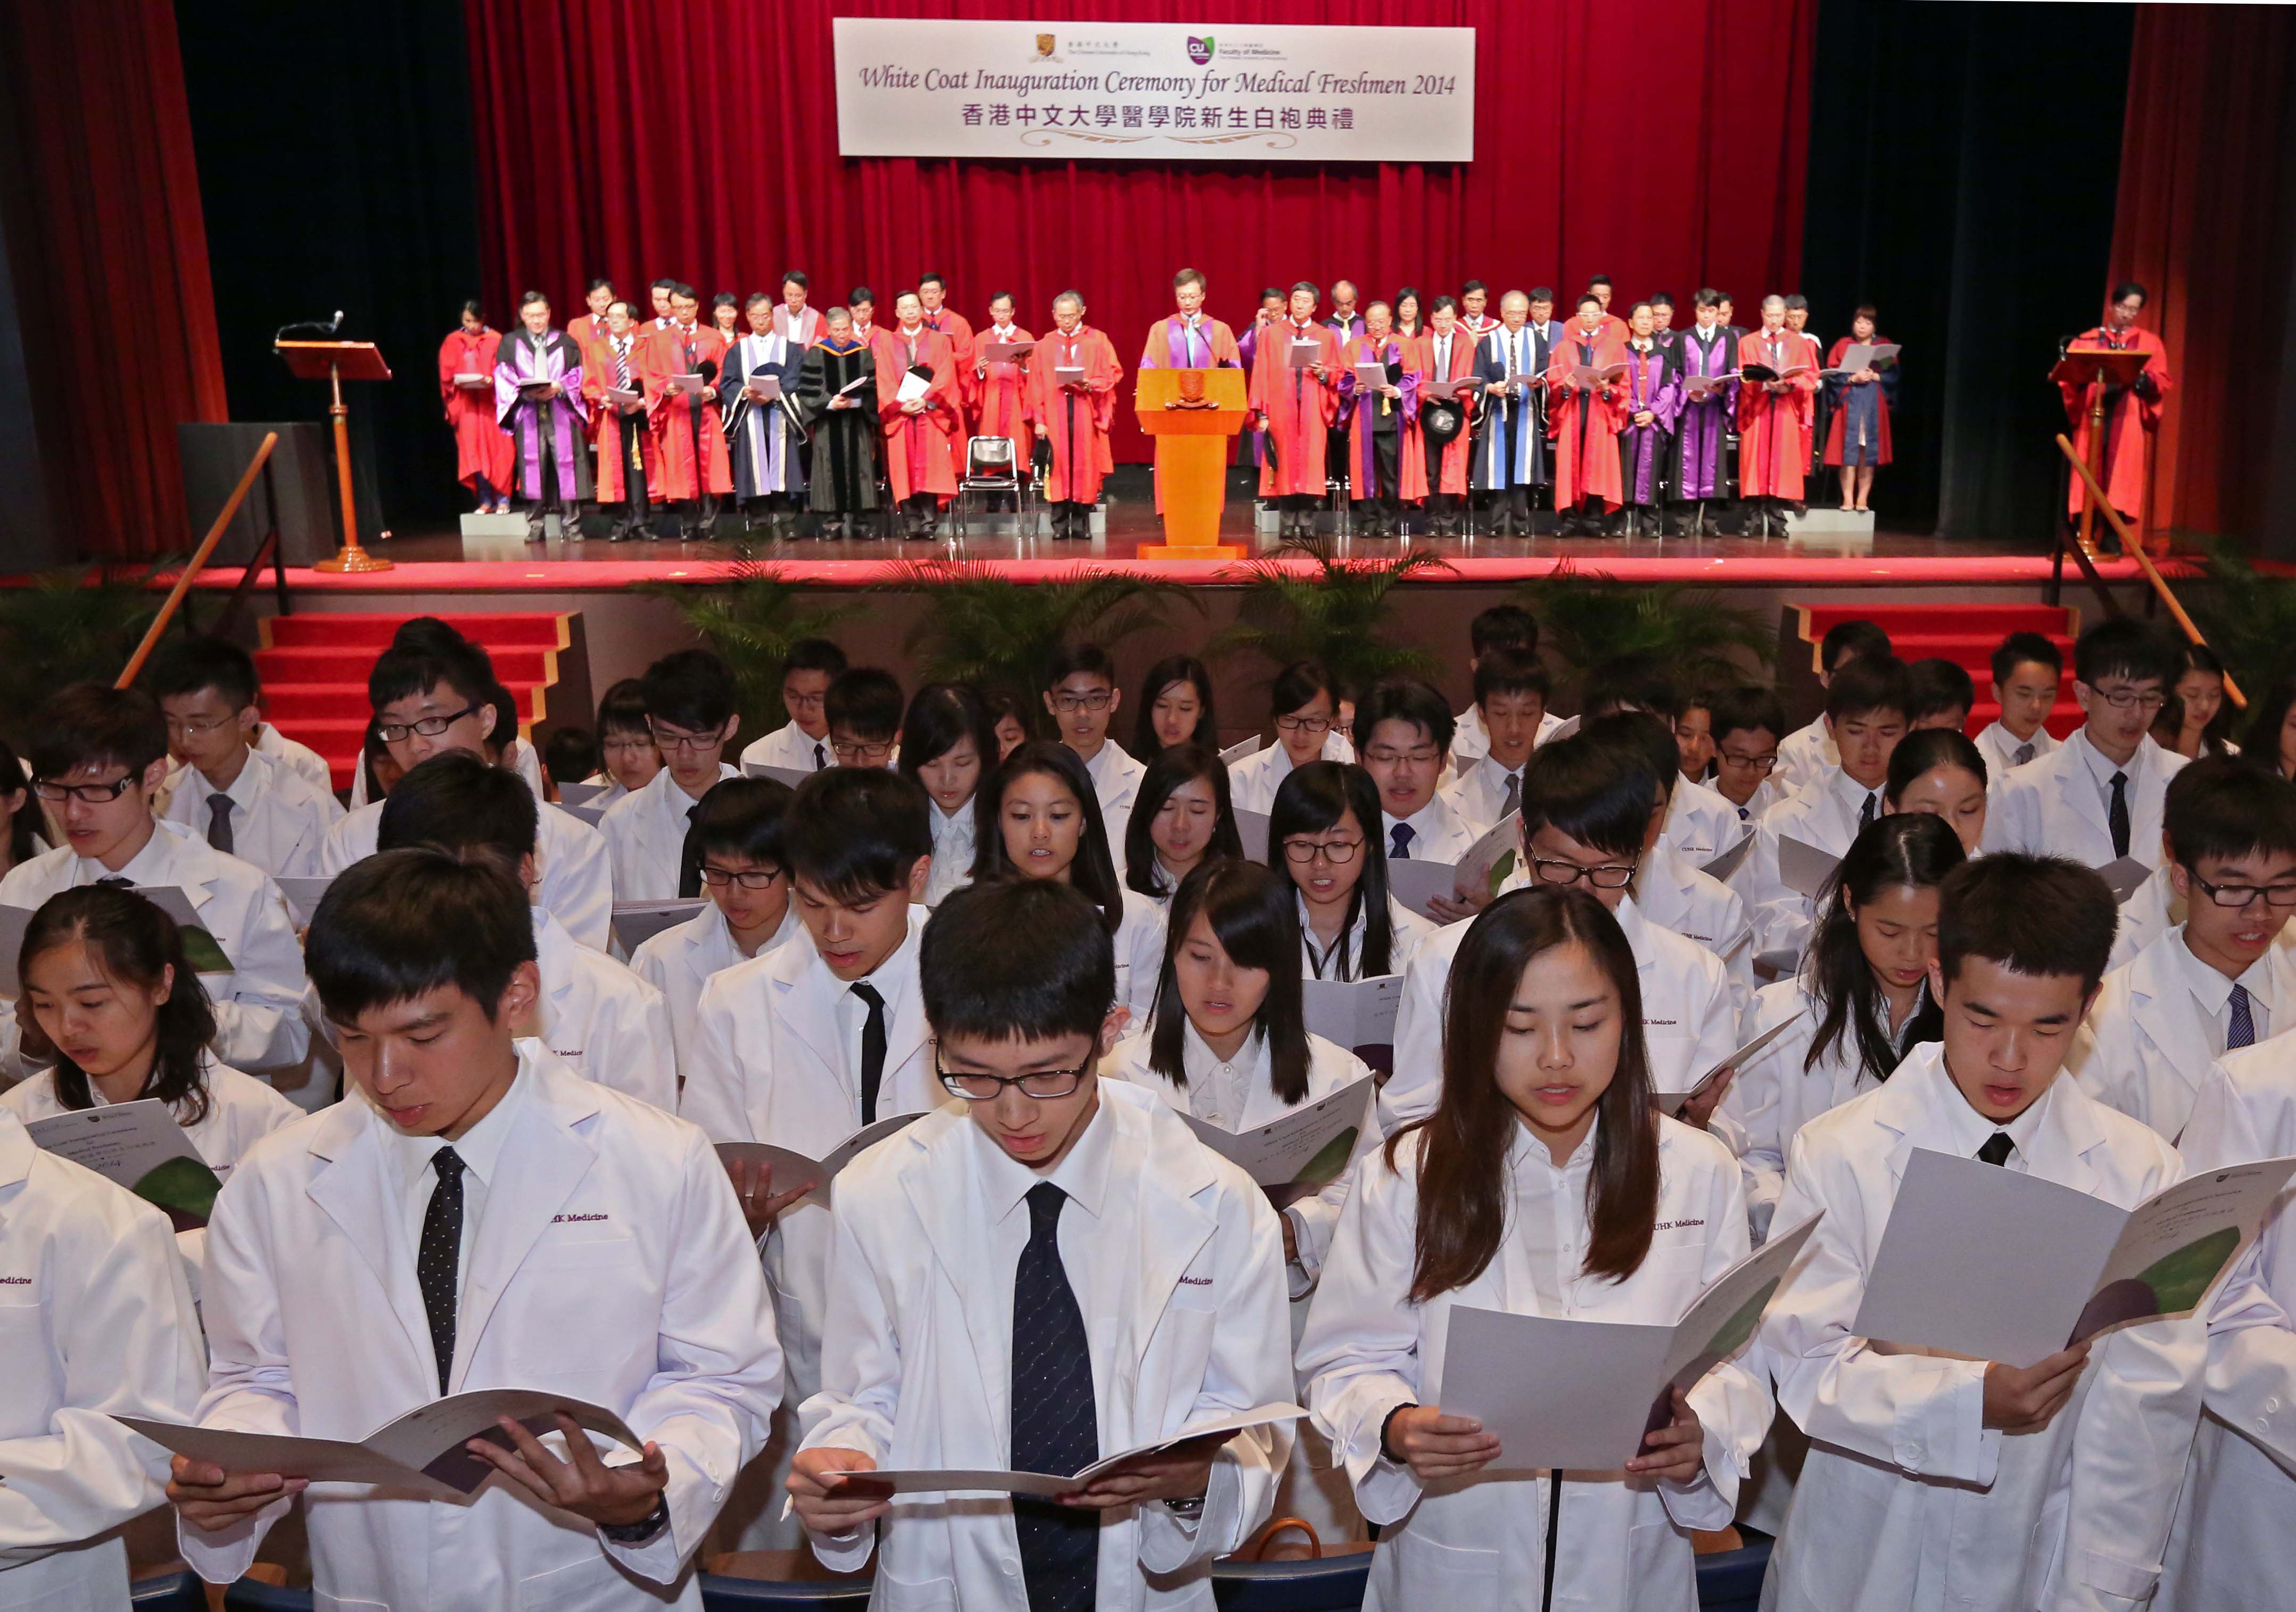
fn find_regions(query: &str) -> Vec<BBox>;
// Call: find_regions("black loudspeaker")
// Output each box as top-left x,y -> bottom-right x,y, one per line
176,423 -> 340,565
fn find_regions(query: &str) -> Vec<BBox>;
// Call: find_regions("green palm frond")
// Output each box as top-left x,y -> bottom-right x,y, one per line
1514,560 -> 1772,699
1209,535 -> 1455,691
2182,538 -> 2296,701
0,563 -> 168,746
643,542 -> 862,732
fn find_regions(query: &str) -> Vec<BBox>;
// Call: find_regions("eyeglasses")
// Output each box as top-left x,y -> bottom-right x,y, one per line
2191,874 -> 2296,911
600,734 -> 657,756
163,712 -> 239,737
1051,691 -> 1113,713
649,722 -> 725,754
1530,854 -> 1640,890
784,690 -> 827,714
1283,837 -> 1362,865
376,704 -> 483,743
1362,747 -> 1441,768
1275,714 -> 1332,735
700,863 -> 786,890
31,774 -> 139,805
1718,750 -> 1778,773
832,739 -> 896,765
934,1046 -> 1095,1101
2086,684 -> 2167,713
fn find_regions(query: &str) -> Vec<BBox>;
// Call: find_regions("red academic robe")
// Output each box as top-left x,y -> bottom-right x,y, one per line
1546,327 -> 1630,510
1026,325 -> 1124,504
972,323 -> 1036,467
1735,328 -> 1818,499
1823,334 -> 1895,466
438,328 -> 513,493
581,333 -> 660,501
923,309 -> 977,421
1412,327 -> 1480,498
639,324 -> 733,499
568,312 -> 614,363
2060,326 -> 2173,520
1249,320 -> 1342,498
878,326 -> 961,500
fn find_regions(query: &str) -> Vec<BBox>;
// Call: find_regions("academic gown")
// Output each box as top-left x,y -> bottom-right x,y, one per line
580,332 -> 659,503
1618,339 -> 1683,505
722,332 -> 808,498
1334,335 -> 1420,499
970,321 -> 1036,468
1139,314 -> 1242,510
1414,328 -> 1480,497
1236,318 -> 1277,470
1670,326 -> 1739,500
1733,329 -> 1816,500
1025,324 -> 1124,504
1546,326 -> 1630,510
1469,322 -> 1555,491
640,324 -> 733,500
1823,335 -> 1899,467
2060,326 -> 2173,520
1250,319 -> 1343,497
921,308 -> 976,421
771,305 -> 824,348
493,329 -> 592,502
437,327 -> 513,493
795,340 -> 882,514
876,327 -> 962,501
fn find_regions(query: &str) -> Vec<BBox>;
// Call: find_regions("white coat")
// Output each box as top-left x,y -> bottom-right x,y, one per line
162,748 -> 346,879
1983,728 -> 2188,870
1378,795 -> 1477,867
530,908 -> 677,1112
1662,776 -> 1744,865
1754,1043 -> 2203,1612
254,721 -> 336,796
0,820 -> 311,1074
2108,863 -> 2177,972
322,796 -> 616,953
181,1046 -> 783,1609
1973,720 -> 2058,783
1113,888 -> 1170,1027
1634,843 -> 1754,1010
797,1082 -> 1293,1609
0,1110 -> 205,1610
738,720 -> 831,775
1296,1120 -> 1768,1612
1736,766 -> 1882,960
1436,754 -> 1524,836
599,763 -> 738,902
1771,716 -> 1837,800
1225,733 -> 1358,816
627,902 -> 800,1080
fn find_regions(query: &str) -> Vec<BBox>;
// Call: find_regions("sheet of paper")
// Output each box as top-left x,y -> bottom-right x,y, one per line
1654,1017 -> 1797,1109
1545,714 -> 1582,742
715,1113 -> 926,1199
977,341 -> 1035,363
556,781 -> 607,808
670,373 -> 706,395
27,1099 -> 219,1226
826,1404 -> 1306,1496
1752,948 -> 1801,982
1179,1074 -> 1376,1199
1682,374 -> 1730,398
0,902 -> 36,994
895,370 -> 932,404
1353,362 -> 1388,390
1776,836 -> 1840,902
1452,811 -> 1521,903
1422,375 -> 1465,400
1219,735 -> 1262,766
745,374 -> 782,401
1832,343 -> 1877,375
452,372 -> 489,387
1570,363 -> 1628,385
1384,857 -> 1461,921
1053,366 -> 1088,387
131,886 -> 232,973
1302,976 -> 1404,1065
742,762 -> 816,788
2097,856 -> 2151,904
1232,808 -> 1270,864
610,899 -> 705,955
276,877 -> 332,930
115,1420 -> 461,1500
602,386 -> 643,408
556,802 -> 606,829
835,373 -> 874,397
1286,341 -> 1322,369
1867,343 -> 1902,368
1700,834 -> 1755,884
2075,1155 -> 2296,1341
1660,1214 -> 1825,1388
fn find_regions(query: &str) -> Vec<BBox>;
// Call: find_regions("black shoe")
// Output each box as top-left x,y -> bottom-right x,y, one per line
525,520 -> 547,543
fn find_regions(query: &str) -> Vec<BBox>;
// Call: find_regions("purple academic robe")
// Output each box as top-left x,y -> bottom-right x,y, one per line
1336,339 -> 1420,494
1617,343 -> 1682,507
1670,324 -> 1738,500
494,329 -> 592,501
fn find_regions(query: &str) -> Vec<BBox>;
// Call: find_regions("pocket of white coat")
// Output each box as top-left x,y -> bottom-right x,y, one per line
1623,1518 -> 1695,1602
515,1549 -> 624,1611
872,1566 -> 961,1611
1390,1528 -> 1501,1593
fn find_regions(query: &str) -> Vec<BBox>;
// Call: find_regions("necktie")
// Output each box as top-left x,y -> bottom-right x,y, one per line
94,875 -> 133,889
615,341 -> 630,390
1738,804 -> 1752,822
851,981 -> 887,1124
2229,983 -> 2257,1050
1976,1132 -> 2014,1167
813,741 -> 828,771
1011,1183 -> 1099,1611
1501,772 -> 1522,819
1390,822 -> 1415,860
1859,792 -> 1878,828
205,793 -> 234,855
2109,771 -> 2131,859
678,800 -> 707,899
2013,741 -> 2036,767
418,1148 -> 466,1394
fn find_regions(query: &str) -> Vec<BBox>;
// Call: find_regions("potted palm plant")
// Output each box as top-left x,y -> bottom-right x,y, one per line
1515,561 -> 1772,705
1210,535 -> 1455,692
646,543 -> 861,734
0,564 -> 166,747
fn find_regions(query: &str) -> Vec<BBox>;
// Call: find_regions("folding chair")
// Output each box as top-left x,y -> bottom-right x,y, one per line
953,434 -> 1028,542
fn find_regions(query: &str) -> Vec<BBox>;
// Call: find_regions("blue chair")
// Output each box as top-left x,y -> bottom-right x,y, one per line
700,1574 -> 874,1608
129,1570 -> 208,1612
222,1578 -> 313,1611
1211,1551 -> 1373,1611
1696,1528 -> 1774,1612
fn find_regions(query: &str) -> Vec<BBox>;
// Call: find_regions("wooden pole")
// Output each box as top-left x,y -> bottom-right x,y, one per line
313,360 -> 393,573
116,431 -> 279,689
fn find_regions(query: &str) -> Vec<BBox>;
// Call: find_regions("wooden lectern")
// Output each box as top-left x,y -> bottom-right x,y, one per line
1135,369 -> 1249,559
276,340 -> 395,573
2048,345 -> 2151,559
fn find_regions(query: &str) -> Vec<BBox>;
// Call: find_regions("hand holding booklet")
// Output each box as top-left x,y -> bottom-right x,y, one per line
1441,1216 -> 1822,1472
714,1112 -> 925,1200
1853,1148 -> 2296,1367
1179,1073 -> 1377,1208
1232,807 -> 1270,863
823,1404 -> 1307,1497
1386,812 -> 1521,919
1653,1018 -> 1796,1111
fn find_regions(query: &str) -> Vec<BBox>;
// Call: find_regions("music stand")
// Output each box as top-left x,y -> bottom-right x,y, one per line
2049,345 -> 2150,557
276,340 -> 395,572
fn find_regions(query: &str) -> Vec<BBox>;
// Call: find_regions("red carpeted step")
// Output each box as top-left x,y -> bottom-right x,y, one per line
1799,602 -> 2078,639
263,613 -> 568,650
257,645 -> 556,685
261,683 -> 540,722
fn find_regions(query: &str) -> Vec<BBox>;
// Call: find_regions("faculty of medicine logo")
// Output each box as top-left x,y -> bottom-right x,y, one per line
1035,32 -> 1055,58
1186,35 -> 1215,64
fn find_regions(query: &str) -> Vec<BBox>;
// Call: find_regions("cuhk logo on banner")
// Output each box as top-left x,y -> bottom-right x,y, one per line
1187,35 -> 1215,64
1035,32 -> 1055,58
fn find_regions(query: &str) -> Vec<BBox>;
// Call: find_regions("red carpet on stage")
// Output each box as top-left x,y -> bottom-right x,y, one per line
1789,601 -> 2084,739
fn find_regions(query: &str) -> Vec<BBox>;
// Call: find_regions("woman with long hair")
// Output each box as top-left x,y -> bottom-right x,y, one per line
979,687 -> 1031,760
972,740 -> 1165,1021
1130,654 -> 1219,758
1125,743 -> 1245,904
897,684 -> 998,906
0,737 -> 45,875
1299,887 -> 1761,1610
1269,760 -> 1433,980
1882,728 -> 1988,854
2169,642 -> 2237,759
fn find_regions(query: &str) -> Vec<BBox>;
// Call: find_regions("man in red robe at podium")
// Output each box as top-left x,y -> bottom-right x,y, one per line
878,290 -> 960,539
1138,267 -> 1241,513
1415,296 -> 1480,536
1735,295 -> 1818,537
1027,292 -> 1124,541
640,285 -> 732,534
918,272 -> 976,423
494,291 -> 590,541
439,301 -> 511,514
583,299 -> 658,541
1547,294 -> 1629,534
972,291 -> 1035,480
2060,280 -> 2175,537
1250,282 -> 1342,540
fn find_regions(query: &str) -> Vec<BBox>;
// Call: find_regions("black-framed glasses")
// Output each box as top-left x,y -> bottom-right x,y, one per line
1718,750 -> 1778,773
162,711 -> 240,737
1283,837 -> 1362,865
832,739 -> 896,765
1051,691 -> 1113,713
2085,683 -> 2167,713
31,774 -> 139,805
2191,874 -> 2296,911
1274,713 -> 1332,734
699,863 -> 786,890
649,721 -> 726,754
376,704 -> 483,743
1530,854 -> 1639,890
934,1046 -> 1094,1101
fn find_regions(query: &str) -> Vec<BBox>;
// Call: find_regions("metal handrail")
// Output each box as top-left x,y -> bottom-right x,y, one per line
115,431 -> 278,688
2054,433 -> 2245,709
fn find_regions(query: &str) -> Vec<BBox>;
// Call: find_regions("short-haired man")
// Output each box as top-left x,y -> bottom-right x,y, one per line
1774,617 -> 1894,796
1470,290 -> 1555,536
642,283 -> 733,534
1976,630 -> 2066,780
1669,288 -> 1740,536
2059,282 -> 2175,535
772,270 -> 823,348
1249,281 -> 1343,540
1448,604 -> 1559,768
1736,294 -> 1819,538
739,639 -> 849,775
493,291 -> 591,541
1706,685 -> 1791,824
1043,643 -> 1142,855
827,668 -> 905,772
1028,291 -> 1124,542
1439,647 -> 1550,832
1357,680 -> 1475,873
152,636 -> 344,878
1582,658 -> 1744,864
599,649 -> 741,900
1905,657 -> 1976,733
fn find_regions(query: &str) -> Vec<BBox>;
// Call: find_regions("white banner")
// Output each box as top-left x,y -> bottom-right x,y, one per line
832,18 -> 1474,163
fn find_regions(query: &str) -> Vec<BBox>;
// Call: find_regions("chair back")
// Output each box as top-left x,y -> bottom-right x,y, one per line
1693,1529 -> 1774,1612
221,1581 -> 314,1612
1210,1552 -> 1373,1611
969,435 -> 1015,474
129,1571 -> 209,1612
701,1574 -> 877,1608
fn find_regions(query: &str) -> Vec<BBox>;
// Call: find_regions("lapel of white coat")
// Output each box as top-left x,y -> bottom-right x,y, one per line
904,1111 -> 1010,1421
2051,737 -> 2112,844
782,948 -> 851,1079
1112,1096 -> 1219,1374
2129,739 -> 2173,859
304,1103 -> 431,1368
2128,940 -> 2213,1097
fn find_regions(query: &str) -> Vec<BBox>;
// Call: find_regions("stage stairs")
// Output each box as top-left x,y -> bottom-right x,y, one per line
1786,602 -> 2085,739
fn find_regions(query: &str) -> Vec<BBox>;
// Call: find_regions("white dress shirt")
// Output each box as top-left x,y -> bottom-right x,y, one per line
739,720 -> 831,775
600,760 -> 738,901
1439,753 -> 1526,834
162,748 -> 344,879
384,1049 -> 533,1295
1739,765 -> 1886,957
1378,793 -> 1476,865
923,797 -> 976,907
323,795 -> 616,952
1973,719 -> 2057,781
1298,891 -> 1435,982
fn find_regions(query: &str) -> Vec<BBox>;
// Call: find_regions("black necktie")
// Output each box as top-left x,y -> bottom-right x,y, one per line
418,1148 -> 466,1394
205,793 -> 234,855
813,741 -> 827,771
1977,1132 -> 2014,1167
2229,983 -> 2257,1050
1859,791 -> 1878,828
1500,772 -> 1522,820
2013,740 -> 2036,767
678,800 -> 707,898
2109,771 -> 2130,859
852,981 -> 887,1124
1390,822 -> 1415,860
94,875 -> 133,889
1011,1183 -> 1099,1611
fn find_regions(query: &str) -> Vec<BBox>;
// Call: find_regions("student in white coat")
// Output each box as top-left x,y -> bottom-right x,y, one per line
1739,656 -> 1911,959
1972,630 -> 2065,782
1771,617 -> 1892,798
589,679 -> 664,809
1270,760 -> 1434,981
1359,681 -> 1478,877
2068,758 -> 2296,1140
1581,662 -> 1746,865
0,1104 -> 205,1610
1984,618 -> 2189,871
1585,715 -> 1753,985
1131,655 -> 1221,758
1704,685 -> 1792,829
319,636 -> 615,950
1126,745 -> 1247,908
790,878 -> 1294,1609
377,755 -> 675,1112
1446,605 -> 1566,772
4,683 -> 311,1077
736,638 -> 845,775
1046,643 -> 1145,860
153,637 -> 344,879
630,778 -> 803,1078
342,617 -> 549,810
168,849 -> 783,1609
1881,728 -> 1988,854
680,766 -> 941,1545
1438,646 -> 1548,834
1296,888 -> 1770,1612
975,741 -> 1166,1024
1754,854 -> 2203,1612
599,650 -> 742,900
1227,661 -> 1347,816
898,683 -> 997,907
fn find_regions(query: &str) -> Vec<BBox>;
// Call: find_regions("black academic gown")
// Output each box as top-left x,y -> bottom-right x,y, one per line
796,341 -> 882,514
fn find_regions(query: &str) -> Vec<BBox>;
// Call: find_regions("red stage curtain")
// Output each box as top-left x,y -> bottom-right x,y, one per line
0,0 -> 226,560
464,0 -> 1814,463
2108,3 -> 2293,544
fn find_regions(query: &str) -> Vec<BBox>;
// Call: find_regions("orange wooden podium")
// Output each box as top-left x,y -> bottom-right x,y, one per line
277,339 -> 395,573
2049,345 -> 2151,558
1135,369 -> 1249,559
